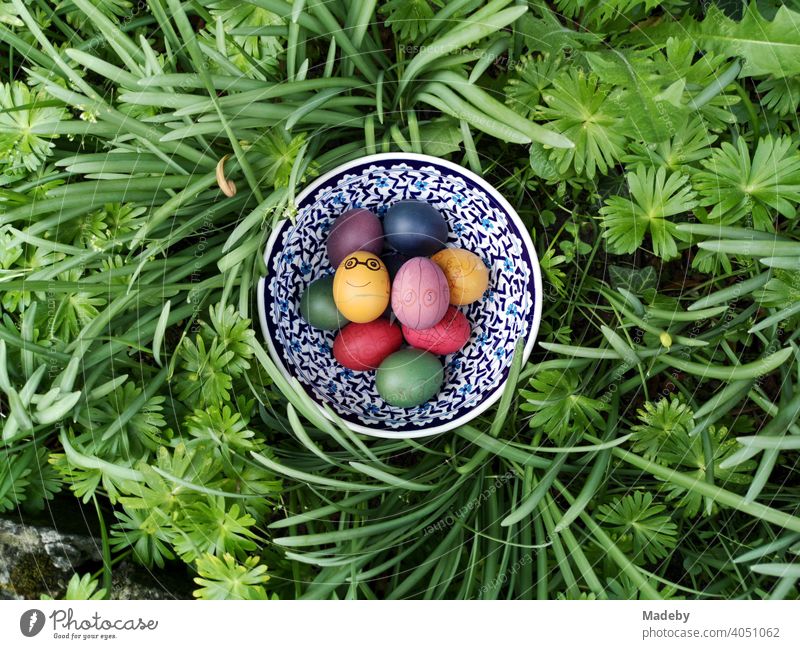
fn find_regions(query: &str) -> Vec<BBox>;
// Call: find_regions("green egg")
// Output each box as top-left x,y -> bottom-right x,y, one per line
300,277 -> 349,330
376,349 -> 444,408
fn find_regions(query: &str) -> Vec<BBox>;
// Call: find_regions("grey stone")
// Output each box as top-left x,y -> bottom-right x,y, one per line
0,518 -> 190,599
109,562 -> 182,600
0,517 -> 101,599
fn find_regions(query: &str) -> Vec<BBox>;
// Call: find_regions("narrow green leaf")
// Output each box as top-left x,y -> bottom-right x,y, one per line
399,5 -> 528,95
348,462 -> 434,492
250,452 -> 382,491
688,271 -> 771,311
59,430 -> 143,482
600,325 -> 640,366
734,533 -> 800,564
35,391 -> 81,425
432,70 -> 573,148
698,240 -> 800,257
750,563 -> 800,578
660,347 -> 792,381
501,452 -> 569,527
87,375 -> 128,401
608,444 -> 800,533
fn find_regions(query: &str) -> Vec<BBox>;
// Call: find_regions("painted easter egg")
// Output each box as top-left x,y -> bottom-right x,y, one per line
384,200 -> 448,256
299,276 -> 349,330
391,257 -> 450,330
376,349 -> 444,408
431,248 -> 490,305
402,306 -> 471,355
332,251 -> 390,323
333,319 -> 403,371
327,208 -> 383,268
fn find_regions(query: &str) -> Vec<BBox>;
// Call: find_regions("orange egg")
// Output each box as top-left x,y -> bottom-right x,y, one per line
431,248 -> 489,305
333,251 -> 390,323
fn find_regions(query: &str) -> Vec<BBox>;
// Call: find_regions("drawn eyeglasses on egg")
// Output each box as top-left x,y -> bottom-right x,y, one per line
344,256 -> 382,271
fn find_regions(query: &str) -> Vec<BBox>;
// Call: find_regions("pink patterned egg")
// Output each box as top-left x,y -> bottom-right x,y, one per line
392,257 -> 450,330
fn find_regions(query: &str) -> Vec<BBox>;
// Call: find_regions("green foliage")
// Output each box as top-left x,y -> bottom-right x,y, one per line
110,507 -> 176,569
193,553 -> 270,600
539,249 -> 567,296
608,265 -> 657,295
200,2 -> 284,78
622,116 -> 718,172
515,7 -> 601,55
251,132 -> 318,190
505,54 -> 561,119
186,405 -> 257,453
600,165 -> 698,259
756,76 -> 800,117
76,380 -> 167,456
630,397 -> 695,462
175,499 -> 261,562
755,270 -> 800,307
584,51 -> 686,144
0,81 -> 65,173
598,491 -> 678,564
538,69 -> 626,179
659,425 -> 755,519
174,305 -> 258,407
177,337 -> 236,406
205,303 -> 256,375
692,136 -> 800,229
554,0 -> 670,30
41,572 -> 107,601
381,0 -> 442,41
1,0 -> 800,603
636,4 -> 800,79
520,370 -> 608,444
60,203 -> 146,250
0,447 -> 33,512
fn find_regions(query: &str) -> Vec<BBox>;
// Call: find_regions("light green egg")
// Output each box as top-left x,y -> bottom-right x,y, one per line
376,349 -> 444,408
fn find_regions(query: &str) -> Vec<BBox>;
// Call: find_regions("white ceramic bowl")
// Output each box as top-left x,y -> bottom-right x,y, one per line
257,153 -> 542,438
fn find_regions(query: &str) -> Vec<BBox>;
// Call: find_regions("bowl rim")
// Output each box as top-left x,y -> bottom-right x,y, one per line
257,152 -> 543,438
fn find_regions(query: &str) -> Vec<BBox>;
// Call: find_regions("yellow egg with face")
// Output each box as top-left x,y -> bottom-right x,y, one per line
333,251 -> 390,323
431,248 -> 490,305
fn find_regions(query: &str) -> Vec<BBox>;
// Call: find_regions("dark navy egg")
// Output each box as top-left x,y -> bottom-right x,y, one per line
384,200 -> 448,256
327,208 -> 383,268
381,252 -> 409,281
380,252 -> 408,319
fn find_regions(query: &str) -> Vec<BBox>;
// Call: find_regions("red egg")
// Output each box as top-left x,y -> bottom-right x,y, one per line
333,319 -> 403,371
403,306 -> 471,355
391,257 -> 450,330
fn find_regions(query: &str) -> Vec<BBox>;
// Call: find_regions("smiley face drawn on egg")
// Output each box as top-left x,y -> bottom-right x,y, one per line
431,248 -> 489,305
391,257 -> 450,330
332,251 -> 390,323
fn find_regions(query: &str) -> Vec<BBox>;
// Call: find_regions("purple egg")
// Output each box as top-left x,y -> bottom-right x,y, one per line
327,208 -> 383,268
392,257 -> 450,330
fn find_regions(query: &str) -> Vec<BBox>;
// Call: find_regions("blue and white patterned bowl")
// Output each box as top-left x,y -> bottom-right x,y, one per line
257,153 -> 542,438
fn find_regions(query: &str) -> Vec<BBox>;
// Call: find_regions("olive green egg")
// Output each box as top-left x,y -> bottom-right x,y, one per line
299,277 -> 349,330
376,349 -> 444,408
